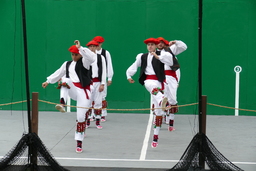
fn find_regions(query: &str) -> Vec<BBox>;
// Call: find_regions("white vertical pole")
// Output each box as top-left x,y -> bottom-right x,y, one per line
150,94 -> 155,125
67,96 -> 71,112
234,66 -> 242,116
150,95 -> 153,115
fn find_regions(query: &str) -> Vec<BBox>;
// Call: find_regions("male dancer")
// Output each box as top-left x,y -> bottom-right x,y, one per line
93,36 -> 114,122
126,38 -> 174,148
42,40 -> 96,153
156,37 -> 187,131
86,40 -> 106,129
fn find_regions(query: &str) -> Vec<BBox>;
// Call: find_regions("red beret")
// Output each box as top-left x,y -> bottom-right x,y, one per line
157,37 -> 169,46
68,45 -> 79,54
163,40 -> 170,46
86,40 -> 99,47
144,38 -> 160,45
157,37 -> 165,42
93,36 -> 104,43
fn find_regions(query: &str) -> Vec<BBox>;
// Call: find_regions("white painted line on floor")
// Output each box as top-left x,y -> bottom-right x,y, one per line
55,158 -> 256,165
232,162 -> 256,165
139,113 -> 153,160
0,156 -> 176,162
56,157 -> 178,162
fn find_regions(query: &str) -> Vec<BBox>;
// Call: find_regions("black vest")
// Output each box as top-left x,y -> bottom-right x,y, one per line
164,47 -> 180,71
65,58 -> 92,87
96,54 -> 103,82
139,51 -> 165,85
101,49 -> 107,67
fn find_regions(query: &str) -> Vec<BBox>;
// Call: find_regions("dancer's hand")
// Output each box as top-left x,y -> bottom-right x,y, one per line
42,82 -> 48,88
169,41 -> 176,46
74,40 -> 81,48
151,52 -> 159,60
128,78 -> 135,83
107,80 -> 112,86
99,84 -> 104,92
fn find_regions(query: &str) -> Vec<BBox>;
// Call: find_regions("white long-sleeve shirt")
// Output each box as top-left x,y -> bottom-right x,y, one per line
126,51 -> 173,79
163,40 -> 187,82
169,40 -> 187,56
91,54 -> 107,85
96,48 -> 114,81
46,46 -> 96,84
163,40 -> 187,70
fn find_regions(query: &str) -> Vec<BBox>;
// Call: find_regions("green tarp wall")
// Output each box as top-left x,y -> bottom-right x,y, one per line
1,0 -> 256,115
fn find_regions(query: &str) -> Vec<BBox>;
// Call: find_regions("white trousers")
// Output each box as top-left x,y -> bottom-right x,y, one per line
102,81 -> 107,100
144,80 -> 165,116
90,82 -> 103,119
165,75 -> 178,105
101,80 -> 108,117
60,77 -> 93,141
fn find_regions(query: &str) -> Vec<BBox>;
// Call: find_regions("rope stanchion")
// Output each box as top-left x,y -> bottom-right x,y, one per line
0,100 -> 28,106
1,99 -> 256,113
207,103 -> 256,112
38,99 -> 198,111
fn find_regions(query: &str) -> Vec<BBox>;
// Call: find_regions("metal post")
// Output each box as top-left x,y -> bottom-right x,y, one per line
21,0 -> 33,168
198,0 -> 205,169
21,0 -> 31,134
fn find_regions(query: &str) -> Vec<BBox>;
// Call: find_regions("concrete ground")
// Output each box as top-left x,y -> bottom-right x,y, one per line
0,110 -> 255,171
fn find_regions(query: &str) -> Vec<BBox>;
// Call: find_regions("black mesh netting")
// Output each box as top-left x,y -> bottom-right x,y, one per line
168,133 -> 243,171
0,133 -> 69,171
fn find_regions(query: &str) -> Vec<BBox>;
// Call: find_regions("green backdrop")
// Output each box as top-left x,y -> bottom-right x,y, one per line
1,0 -> 255,115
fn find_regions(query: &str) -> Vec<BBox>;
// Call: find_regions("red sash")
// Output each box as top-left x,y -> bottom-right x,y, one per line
145,75 -> 165,90
73,82 -> 91,99
92,77 -> 100,82
165,70 -> 178,81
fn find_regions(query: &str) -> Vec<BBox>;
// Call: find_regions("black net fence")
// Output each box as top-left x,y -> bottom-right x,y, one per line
168,133 -> 243,171
0,133 -> 69,171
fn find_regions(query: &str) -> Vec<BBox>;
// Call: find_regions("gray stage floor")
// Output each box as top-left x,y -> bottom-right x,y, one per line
0,110 -> 256,171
